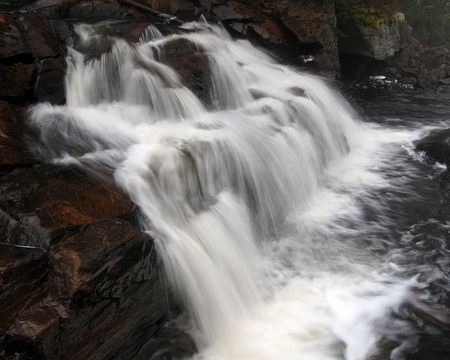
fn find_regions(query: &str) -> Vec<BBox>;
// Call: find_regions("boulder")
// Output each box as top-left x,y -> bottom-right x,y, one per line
162,38 -> 211,104
337,5 -> 411,61
415,129 -> 450,166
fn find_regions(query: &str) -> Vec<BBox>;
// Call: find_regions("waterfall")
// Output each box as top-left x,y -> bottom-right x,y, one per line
29,22 -> 421,360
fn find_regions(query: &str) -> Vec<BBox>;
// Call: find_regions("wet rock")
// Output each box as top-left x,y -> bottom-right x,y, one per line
152,0 -> 198,21
279,0 -> 339,74
0,245 -> 49,343
48,219 -> 169,360
136,329 -> 197,360
0,165 -> 135,247
68,0 -> 137,20
18,12 -> 62,59
162,38 -> 211,104
0,14 -> 29,60
0,64 -> 35,97
415,129 -> 450,166
0,101 -> 35,165
413,78 -> 438,91
34,57 -> 66,104
439,78 -> 450,86
2,218 -> 171,360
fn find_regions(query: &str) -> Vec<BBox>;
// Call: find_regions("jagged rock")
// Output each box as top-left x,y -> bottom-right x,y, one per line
0,245 -> 49,344
2,218 -> 170,360
0,101 -> 35,165
415,129 -> 450,166
0,165 -> 135,248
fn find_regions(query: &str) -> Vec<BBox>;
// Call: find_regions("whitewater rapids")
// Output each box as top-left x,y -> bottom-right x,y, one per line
29,22 -> 433,360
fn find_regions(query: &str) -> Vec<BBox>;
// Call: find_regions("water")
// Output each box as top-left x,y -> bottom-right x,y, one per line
28,22 -> 449,360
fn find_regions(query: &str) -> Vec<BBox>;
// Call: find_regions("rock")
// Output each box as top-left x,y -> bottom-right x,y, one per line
277,0 -> 340,74
337,6 -> 411,61
152,0 -> 198,21
0,14 -> 29,60
17,12 -> 62,59
68,0 -> 137,20
34,57 -> 66,104
0,165 -> 135,247
2,218 -> 171,360
439,78 -> 450,86
0,245 -> 49,343
0,64 -> 35,97
162,38 -> 211,105
414,78 -> 438,91
415,129 -> 450,166
0,101 -> 35,165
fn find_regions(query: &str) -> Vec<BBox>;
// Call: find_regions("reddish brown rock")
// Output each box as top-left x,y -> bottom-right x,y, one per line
0,14 -> 28,60
0,165 -> 135,248
0,101 -> 35,165
2,219 -> 171,360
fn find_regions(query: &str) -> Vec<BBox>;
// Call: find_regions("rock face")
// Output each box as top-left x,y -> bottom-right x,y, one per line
337,10 -> 411,61
205,0 -> 340,75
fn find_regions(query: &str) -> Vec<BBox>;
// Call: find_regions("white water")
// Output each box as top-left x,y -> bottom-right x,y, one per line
29,23 -> 426,359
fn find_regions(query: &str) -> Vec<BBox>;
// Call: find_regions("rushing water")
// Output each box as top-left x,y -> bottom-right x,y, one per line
29,22 -> 449,360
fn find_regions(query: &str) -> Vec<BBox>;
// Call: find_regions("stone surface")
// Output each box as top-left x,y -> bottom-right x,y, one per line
0,64 -> 35,97
35,57 -> 66,104
337,7 -> 411,61
0,165 -> 135,247
1,218 -> 170,360
0,101 -> 35,165
162,38 -> 211,105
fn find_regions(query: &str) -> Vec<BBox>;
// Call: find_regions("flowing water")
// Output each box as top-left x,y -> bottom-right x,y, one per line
29,22 -> 450,360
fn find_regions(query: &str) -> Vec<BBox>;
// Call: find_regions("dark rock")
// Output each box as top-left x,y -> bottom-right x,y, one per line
415,129 -> 450,166
136,329 -> 197,360
413,78 -> 438,91
47,219 -> 169,360
337,6 -> 410,61
439,78 -> 450,86
0,64 -> 35,97
0,101 -> 35,165
0,14 -> 28,60
34,57 -> 66,104
152,0 -> 198,21
68,0 -> 137,20
0,165 -> 135,247
2,218 -> 171,360
18,13 -> 62,59
162,38 -> 211,104
0,244 -> 49,343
